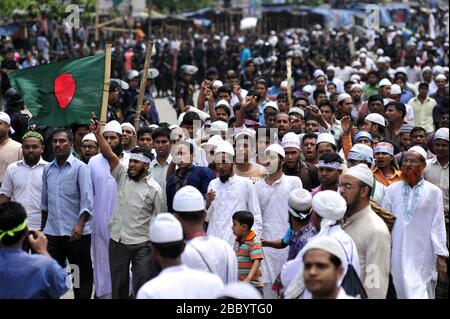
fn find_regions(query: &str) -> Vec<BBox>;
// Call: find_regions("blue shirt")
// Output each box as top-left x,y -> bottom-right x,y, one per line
0,248 -> 68,299
282,224 -> 317,260
258,99 -> 270,125
400,90 -> 414,104
166,165 -> 216,212
41,154 -> 93,236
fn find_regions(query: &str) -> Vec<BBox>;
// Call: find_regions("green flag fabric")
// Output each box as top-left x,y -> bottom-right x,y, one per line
8,55 -> 105,127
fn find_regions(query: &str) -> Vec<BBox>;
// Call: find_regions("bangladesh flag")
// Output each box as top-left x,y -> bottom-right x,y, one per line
8,55 -> 105,127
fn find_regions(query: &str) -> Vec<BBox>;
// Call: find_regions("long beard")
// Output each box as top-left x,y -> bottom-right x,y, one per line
401,166 -> 424,186
219,174 -> 231,183
128,166 -> 147,181
112,143 -> 123,157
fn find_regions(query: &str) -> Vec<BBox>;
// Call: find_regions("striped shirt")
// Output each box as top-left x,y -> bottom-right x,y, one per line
233,230 -> 264,287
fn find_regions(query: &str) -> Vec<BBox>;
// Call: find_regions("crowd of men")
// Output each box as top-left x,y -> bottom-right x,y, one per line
0,6 -> 449,299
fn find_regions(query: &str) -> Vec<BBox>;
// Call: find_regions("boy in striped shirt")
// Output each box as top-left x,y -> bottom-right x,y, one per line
232,211 -> 264,294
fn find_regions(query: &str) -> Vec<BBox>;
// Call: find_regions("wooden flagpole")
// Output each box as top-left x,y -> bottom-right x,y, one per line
100,44 -> 112,128
286,57 -> 293,110
134,41 -> 154,130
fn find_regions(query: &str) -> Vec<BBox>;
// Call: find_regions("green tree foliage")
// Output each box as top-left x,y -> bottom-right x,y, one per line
152,0 -> 217,14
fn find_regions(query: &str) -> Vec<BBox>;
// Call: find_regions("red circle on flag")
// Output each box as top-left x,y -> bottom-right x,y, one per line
54,73 -> 76,109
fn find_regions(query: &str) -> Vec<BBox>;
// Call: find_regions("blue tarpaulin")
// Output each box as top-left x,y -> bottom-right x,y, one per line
0,23 -> 19,37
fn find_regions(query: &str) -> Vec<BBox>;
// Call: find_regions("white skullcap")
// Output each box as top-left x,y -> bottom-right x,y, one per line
210,120 -> 228,132
376,48 -> 384,55
0,112 -> 14,134
358,68 -> 368,75
146,68 -> 160,79
216,282 -> 262,299
351,83 -> 362,91
313,69 -> 325,78
303,236 -> 346,266
282,132 -> 301,150
205,134 -> 223,147
384,56 -> 391,62
302,85 -> 315,95
360,47 -> 367,53
376,56 -> 386,63
121,122 -> 136,134
444,66 -> 449,72
434,128 -> 449,142
432,66 -> 444,74
81,133 -> 97,143
173,185 -> 205,212
265,143 -> 285,158
288,188 -> 313,214
359,53 -> 367,58
216,99 -> 230,108
215,140 -> 235,156
288,107 -> 305,118
436,74 -> 447,81
426,41 -> 434,47
378,78 -> 392,87
337,93 -> 352,104
390,84 -> 402,95
280,80 -> 288,88
149,124 -> 159,129
327,65 -> 335,72
422,66 -> 432,73
103,120 -> 122,135
127,69 -> 139,80
343,163 -> 374,187
312,190 -> 347,221
263,101 -> 279,112
408,145 -> 427,161
350,74 -> 361,82
149,213 -> 183,243
365,113 -> 386,127
395,67 -> 407,75
213,80 -> 224,88
316,133 -> 336,147
348,143 -> 374,163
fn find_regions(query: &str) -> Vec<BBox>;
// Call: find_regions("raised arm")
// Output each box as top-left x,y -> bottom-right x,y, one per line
89,113 -> 120,172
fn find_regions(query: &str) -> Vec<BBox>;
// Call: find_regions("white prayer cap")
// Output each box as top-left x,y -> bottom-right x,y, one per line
436,74 -> 447,81
395,67 -> 407,75
149,124 -> 159,129
350,74 -> 361,82
360,47 -> 367,53
81,133 -> 97,143
127,69 -> 139,80
337,93 -> 352,104
303,236 -> 345,266
288,107 -> 305,118
351,83 -> 362,91
302,85 -> 314,95
376,56 -> 386,64
280,81 -> 289,88
149,213 -> 183,244
210,120 -> 228,132
358,68 -> 368,75
212,80 -> 223,88
312,190 -> 347,221
145,68 -> 160,79
408,145 -> 427,161
169,124 -> 180,130
432,65 -> 444,74
343,163 -> 374,187
216,99 -> 230,108
205,134 -> 223,147
348,144 -> 374,163
316,133 -> 336,147
390,84 -> 402,95
359,52 -> 367,58
216,282 -> 262,299
288,188 -> 313,213
327,65 -> 335,72
215,140 -> 235,156
313,69 -> 325,78
434,128 -> 449,142
444,66 -> 449,72
0,112 -> 14,134
121,122 -> 136,134
376,48 -> 384,55
263,101 -> 279,112
422,66 -> 432,73
282,132 -> 301,150
173,185 -> 205,212
365,113 -> 386,127
265,143 -> 285,158
426,40 -> 434,47
103,120 -> 122,135
378,78 -> 392,87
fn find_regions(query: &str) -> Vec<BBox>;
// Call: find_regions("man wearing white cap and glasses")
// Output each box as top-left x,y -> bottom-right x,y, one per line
80,133 -> 98,164
0,112 -> 22,185
383,146 -> 449,298
172,186 -> 238,284
340,164 -> 391,298
137,213 -> 224,299
90,116 -> 163,299
282,190 -> 360,299
254,144 -> 303,298
206,140 -> 263,246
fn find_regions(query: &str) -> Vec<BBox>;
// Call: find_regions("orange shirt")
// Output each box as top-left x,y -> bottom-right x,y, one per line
372,167 -> 402,186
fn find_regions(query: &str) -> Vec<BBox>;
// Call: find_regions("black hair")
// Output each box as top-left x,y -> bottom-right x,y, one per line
206,67 -> 219,76
174,210 -> 205,223
266,110 -> 279,117
175,140 -> 194,155
228,116 -> 237,127
137,127 -> 154,140
344,80 -> 355,88
217,84 -> 232,95
71,124 -> 90,136
319,151 -> 342,164
256,79 -> 268,89
418,82 -> 429,90
327,82 -> 337,88
410,126 -> 427,137
232,211 -> 254,229
53,127 -> 74,143
368,94 -> 383,105
152,240 -> 185,258
385,101 -> 407,118
0,202 -> 27,246
294,96 -> 309,105
302,132 -> 318,144
305,115 -> 320,124
151,127 -> 171,141
276,92 -> 288,101
181,112 -> 200,127
130,147 -> 154,161
215,105 -> 231,117
318,99 -> 335,113
297,73 -> 309,81
367,70 -> 379,78
313,88 -> 326,100
158,122 -> 170,128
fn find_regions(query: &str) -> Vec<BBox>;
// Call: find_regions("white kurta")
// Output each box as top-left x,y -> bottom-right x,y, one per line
136,265 -> 224,299
382,179 -> 449,299
181,235 -> 238,284
254,174 -> 303,284
206,174 -> 263,245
